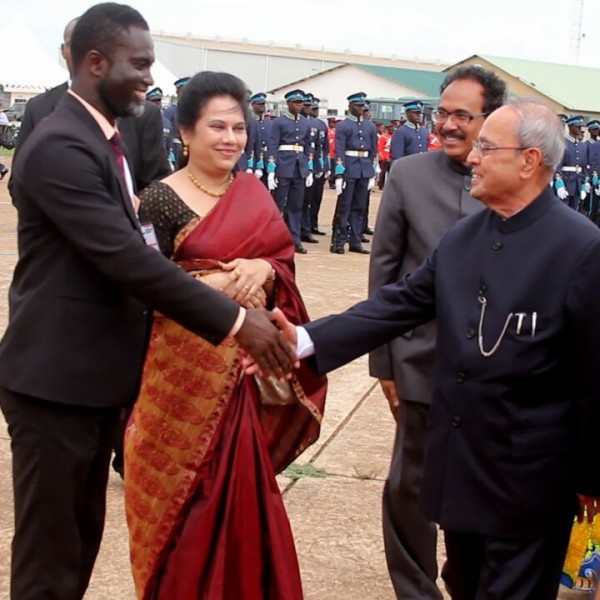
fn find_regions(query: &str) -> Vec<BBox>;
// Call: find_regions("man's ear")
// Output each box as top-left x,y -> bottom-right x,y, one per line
86,50 -> 109,79
521,147 -> 542,179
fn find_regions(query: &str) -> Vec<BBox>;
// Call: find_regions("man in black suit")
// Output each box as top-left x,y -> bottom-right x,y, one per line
14,16 -> 170,192
0,4 -> 294,599
266,101 -> 600,599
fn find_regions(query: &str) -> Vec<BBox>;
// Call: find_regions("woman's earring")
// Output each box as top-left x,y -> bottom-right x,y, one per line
183,144 -> 189,158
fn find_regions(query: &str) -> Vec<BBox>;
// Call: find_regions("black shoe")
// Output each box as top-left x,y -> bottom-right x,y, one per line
360,235 -> 370,244
0,168 -> 8,181
295,244 -> 308,254
329,245 -> 345,254
364,227 -> 375,235
301,234 -> 319,244
311,228 -> 326,236
349,245 -> 370,254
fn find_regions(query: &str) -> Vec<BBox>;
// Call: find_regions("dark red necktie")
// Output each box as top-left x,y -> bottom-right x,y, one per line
109,131 -> 127,181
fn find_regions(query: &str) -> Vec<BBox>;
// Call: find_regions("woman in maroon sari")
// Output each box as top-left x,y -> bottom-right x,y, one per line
124,72 -> 327,599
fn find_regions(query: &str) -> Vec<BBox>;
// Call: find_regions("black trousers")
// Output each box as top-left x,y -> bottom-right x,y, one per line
0,388 -> 121,600
442,512 -> 573,600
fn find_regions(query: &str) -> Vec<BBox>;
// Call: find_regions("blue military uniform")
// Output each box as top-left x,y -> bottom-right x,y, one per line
267,89 -> 313,252
331,92 -> 377,254
586,120 -> 600,223
237,117 -> 261,172
309,97 -> 330,235
249,92 -> 272,187
146,87 -> 175,170
390,100 -> 428,161
300,93 -> 321,243
162,76 -> 190,165
554,115 -> 590,212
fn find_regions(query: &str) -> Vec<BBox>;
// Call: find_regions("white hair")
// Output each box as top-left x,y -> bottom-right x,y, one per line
508,99 -> 565,171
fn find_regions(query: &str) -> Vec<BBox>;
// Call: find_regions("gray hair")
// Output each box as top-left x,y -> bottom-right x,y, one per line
508,100 -> 565,171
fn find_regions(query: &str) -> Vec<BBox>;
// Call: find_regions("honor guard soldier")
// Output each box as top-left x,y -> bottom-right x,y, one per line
390,100 -> 429,161
554,115 -> 590,212
146,86 -> 175,170
309,97 -> 330,235
250,92 -> 272,187
331,91 -> 377,255
163,76 -> 190,165
300,93 -> 320,243
586,120 -> 600,223
266,89 -> 314,253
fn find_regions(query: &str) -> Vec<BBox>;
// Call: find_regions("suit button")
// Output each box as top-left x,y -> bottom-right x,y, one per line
457,372 -> 466,382
479,284 -> 487,294
452,416 -> 461,427
492,241 -> 503,250
466,328 -> 475,339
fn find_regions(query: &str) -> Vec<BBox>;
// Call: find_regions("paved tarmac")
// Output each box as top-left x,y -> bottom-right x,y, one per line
0,164 -> 583,599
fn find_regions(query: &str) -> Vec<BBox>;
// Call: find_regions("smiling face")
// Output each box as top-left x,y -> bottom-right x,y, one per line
467,106 -> 524,209
181,94 -> 247,177
438,78 -> 487,163
96,26 -> 155,118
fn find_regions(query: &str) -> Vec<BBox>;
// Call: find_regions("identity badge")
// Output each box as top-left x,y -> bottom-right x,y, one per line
140,222 -> 160,251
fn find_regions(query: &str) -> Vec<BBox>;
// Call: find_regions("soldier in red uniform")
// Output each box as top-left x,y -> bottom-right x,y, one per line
377,124 -> 393,189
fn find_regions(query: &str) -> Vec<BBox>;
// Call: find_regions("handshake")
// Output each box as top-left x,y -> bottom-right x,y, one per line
235,307 -> 300,379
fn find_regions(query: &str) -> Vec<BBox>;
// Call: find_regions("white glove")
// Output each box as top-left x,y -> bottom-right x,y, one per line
375,163 -> 381,175
367,177 -> 375,191
325,170 -> 331,179
245,168 -> 253,174
268,172 -> 278,191
254,169 -> 263,179
335,178 -> 344,195
580,189 -> 587,201
595,187 -> 600,196
305,173 -> 314,188
556,186 -> 569,200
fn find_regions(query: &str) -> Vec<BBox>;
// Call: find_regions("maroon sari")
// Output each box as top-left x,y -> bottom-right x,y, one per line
124,174 -> 327,599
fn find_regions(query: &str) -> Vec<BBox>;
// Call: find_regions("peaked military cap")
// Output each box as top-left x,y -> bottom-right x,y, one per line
311,96 -> 320,109
347,92 -> 367,104
250,92 -> 267,104
565,115 -> 584,126
146,87 -> 163,101
586,120 -> 600,130
557,113 -> 568,123
302,93 -> 314,105
174,76 -> 191,88
285,89 -> 305,102
404,100 -> 424,112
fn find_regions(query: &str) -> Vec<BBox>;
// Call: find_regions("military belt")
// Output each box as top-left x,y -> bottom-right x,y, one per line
562,166 -> 582,173
279,144 -> 304,152
345,150 -> 370,157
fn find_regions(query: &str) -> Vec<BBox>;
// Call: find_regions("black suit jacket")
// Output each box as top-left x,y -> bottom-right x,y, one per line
0,93 -> 239,408
14,83 -> 170,191
306,188 -> 600,537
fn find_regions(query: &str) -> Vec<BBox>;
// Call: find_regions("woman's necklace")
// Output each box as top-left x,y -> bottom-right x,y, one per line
188,171 -> 234,198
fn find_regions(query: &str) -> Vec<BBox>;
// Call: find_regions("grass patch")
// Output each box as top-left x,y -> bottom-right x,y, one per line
0,147 -> 14,158
282,462 -> 326,481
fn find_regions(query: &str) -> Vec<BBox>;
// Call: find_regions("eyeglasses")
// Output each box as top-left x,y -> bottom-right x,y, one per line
471,141 -> 528,157
432,109 -> 487,126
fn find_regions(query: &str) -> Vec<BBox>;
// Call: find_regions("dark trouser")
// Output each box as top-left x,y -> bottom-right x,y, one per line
0,388 -> 121,600
301,176 -> 316,236
332,177 -> 369,249
309,174 -> 326,231
362,190 -> 371,234
442,513 -> 573,600
383,400 -> 442,600
275,168 -> 305,245
378,160 -> 390,189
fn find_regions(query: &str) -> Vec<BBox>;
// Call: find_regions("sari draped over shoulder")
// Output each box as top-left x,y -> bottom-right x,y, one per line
124,174 -> 327,600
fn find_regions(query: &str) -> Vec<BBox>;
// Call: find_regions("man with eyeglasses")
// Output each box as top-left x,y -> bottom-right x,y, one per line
368,65 -> 506,600
390,100 -> 429,161
262,99 -> 600,600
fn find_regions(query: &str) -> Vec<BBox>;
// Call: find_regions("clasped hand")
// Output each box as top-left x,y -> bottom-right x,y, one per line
242,308 -> 297,375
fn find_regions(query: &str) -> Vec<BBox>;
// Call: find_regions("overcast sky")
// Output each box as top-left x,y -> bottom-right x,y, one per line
10,0 -> 600,69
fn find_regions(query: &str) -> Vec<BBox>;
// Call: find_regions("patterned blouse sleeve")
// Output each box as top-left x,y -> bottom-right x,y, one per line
139,181 -> 195,258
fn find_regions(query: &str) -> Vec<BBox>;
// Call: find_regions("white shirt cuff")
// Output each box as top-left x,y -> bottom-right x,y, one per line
227,307 -> 246,337
296,325 -> 315,359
